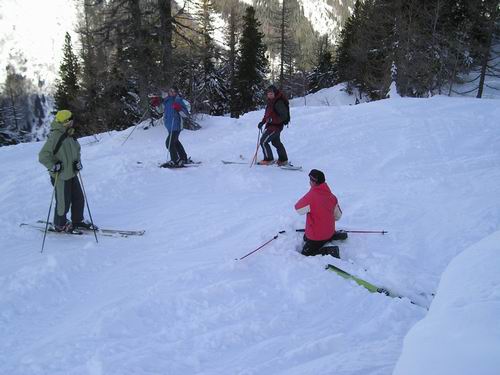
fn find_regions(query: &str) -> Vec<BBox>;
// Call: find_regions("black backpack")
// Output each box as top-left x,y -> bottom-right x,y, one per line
274,96 -> 290,125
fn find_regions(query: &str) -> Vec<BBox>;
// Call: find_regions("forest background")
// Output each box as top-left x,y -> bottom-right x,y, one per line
0,0 -> 498,145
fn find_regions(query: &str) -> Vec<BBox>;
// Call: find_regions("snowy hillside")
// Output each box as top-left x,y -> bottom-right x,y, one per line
1,90 -> 500,374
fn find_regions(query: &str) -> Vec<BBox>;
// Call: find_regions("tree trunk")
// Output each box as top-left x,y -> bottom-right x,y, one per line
129,0 -> 147,98
477,1 -> 498,98
228,6 -> 238,118
158,0 -> 173,88
279,0 -> 285,88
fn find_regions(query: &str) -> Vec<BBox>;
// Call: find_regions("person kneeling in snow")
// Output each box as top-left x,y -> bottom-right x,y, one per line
294,169 -> 342,256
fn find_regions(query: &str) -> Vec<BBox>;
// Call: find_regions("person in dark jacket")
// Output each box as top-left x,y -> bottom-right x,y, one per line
38,110 -> 94,233
257,85 -> 290,166
161,86 -> 191,167
295,169 -> 342,256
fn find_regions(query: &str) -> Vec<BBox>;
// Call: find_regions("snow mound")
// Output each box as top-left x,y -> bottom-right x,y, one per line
393,230 -> 500,375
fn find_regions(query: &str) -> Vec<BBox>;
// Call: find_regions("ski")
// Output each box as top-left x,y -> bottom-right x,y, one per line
255,161 -> 302,171
20,223 -> 84,236
158,162 -> 200,169
279,164 -> 302,171
326,263 -> 389,294
325,263 -> 427,308
221,160 -> 248,165
222,160 -> 302,170
35,220 -> 145,237
185,160 -> 202,165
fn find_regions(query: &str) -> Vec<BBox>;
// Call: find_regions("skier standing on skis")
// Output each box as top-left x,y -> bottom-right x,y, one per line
257,85 -> 290,166
295,169 -> 342,256
38,110 -> 94,233
160,86 -> 191,167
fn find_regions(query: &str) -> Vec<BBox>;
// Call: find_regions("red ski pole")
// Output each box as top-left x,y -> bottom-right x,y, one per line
250,128 -> 262,167
236,231 -> 286,260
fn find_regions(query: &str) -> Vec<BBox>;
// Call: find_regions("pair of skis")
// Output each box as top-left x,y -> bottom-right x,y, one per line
136,161 -> 201,169
20,221 -> 145,238
221,160 -> 302,171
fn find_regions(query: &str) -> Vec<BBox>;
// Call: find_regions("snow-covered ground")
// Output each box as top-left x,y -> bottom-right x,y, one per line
1,89 -> 499,374
394,230 -> 500,375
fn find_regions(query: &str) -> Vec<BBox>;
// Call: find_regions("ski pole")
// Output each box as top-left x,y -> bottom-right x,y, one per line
41,173 -> 59,254
78,172 -> 98,243
121,107 -> 149,146
250,128 -> 262,167
295,229 -> 387,234
236,231 -> 286,260
343,230 -> 388,234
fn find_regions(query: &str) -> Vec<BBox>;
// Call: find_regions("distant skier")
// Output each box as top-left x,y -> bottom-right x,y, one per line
295,169 -> 342,256
257,85 -> 290,166
159,86 -> 191,167
38,110 -> 94,233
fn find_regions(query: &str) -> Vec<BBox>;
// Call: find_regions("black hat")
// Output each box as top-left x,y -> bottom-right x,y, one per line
267,84 -> 279,94
309,169 -> 325,184
170,86 -> 179,93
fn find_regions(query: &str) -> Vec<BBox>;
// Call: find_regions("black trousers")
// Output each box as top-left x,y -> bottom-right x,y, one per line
260,129 -> 288,162
166,131 -> 187,163
51,176 -> 84,227
301,235 -> 334,256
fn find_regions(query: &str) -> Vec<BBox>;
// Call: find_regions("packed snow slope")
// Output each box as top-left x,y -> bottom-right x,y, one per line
1,91 -> 499,375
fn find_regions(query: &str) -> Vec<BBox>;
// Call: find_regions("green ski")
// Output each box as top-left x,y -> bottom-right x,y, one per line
326,264 -> 430,308
326,264 -> 386,294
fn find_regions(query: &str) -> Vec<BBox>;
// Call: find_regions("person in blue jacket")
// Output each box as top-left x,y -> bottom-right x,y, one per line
162,86 -> 191,167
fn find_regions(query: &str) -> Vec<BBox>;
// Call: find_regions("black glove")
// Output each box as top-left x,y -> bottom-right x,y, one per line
74,160 -> 83,171
50,162 -> 62,173
258,121 -> 265,129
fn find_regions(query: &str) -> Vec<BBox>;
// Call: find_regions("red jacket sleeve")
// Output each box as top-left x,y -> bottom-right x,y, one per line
295,191 -> 311,215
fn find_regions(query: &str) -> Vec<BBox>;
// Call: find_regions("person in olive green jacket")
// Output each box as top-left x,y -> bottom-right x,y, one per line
38,110 -> 93,232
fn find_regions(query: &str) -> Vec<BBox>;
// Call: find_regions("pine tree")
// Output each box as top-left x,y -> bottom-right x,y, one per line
308,36 -> 337,93
54,33 -> 80,112
235,6 -> 269,115
195,0 -> 227,115
335,0 -> 365,93
225,5 -> 239,118
1,58 -> 32,143
335,0 -> 394,100
474,0 -> 499,98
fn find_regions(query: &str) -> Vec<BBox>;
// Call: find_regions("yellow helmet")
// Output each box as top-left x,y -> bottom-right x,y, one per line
55,110 -> 73,124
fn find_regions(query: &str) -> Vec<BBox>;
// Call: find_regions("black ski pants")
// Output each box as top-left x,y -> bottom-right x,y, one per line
166,131 -> 187,163
301,235 -> 334,256
260,129 -> 288,162
51,175 -> 85,227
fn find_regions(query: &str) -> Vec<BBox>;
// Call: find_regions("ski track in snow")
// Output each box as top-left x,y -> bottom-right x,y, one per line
1,93 -> 499,374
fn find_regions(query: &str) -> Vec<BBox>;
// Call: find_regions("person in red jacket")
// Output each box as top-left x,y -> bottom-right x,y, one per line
257,85 -> 290,166
295,169 -> 342,256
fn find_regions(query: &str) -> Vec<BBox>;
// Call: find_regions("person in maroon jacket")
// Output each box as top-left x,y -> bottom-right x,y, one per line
257,85 -> 290,166
295,169 -> 342,256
